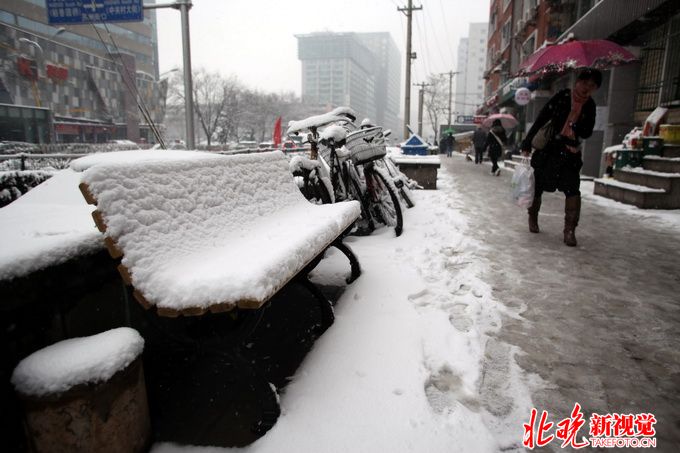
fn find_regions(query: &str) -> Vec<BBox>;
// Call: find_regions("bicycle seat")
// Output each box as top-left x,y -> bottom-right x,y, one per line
319,125 -> 348,147
286,113 -> 349,135
330,106 -> 357,122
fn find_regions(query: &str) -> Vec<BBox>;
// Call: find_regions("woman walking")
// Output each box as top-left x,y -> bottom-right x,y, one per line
486,119 -> 507,176
520,68 -> 602,247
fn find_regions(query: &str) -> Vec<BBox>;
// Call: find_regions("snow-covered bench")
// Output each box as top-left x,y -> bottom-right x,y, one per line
74,150 -> 362,440
77,150 -> 361,317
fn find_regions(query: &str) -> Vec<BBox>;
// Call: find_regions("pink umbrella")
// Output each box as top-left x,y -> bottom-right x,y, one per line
517,39 -> 637,77
482,113 -> 518,130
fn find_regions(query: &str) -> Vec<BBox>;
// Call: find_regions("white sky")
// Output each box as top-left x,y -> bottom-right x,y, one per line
156,0 -> 491,113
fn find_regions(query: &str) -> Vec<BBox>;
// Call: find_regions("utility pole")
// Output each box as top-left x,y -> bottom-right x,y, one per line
144,0 -> 195,149
413,82 -> 431,136
441,70 -> 460,129
398,1 -> 422,139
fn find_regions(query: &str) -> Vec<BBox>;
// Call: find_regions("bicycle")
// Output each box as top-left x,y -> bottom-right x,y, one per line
287,111 -> 403,237
376,155 -> 417,209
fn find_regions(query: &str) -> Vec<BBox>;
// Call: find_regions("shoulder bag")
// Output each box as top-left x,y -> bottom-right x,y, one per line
531,121 -> 553,150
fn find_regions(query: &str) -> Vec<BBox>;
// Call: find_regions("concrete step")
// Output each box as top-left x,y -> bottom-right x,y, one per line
593,178 -> 679,209
614,167 -> 680,191
643,156 -> 680,174
662,144 -> 680,158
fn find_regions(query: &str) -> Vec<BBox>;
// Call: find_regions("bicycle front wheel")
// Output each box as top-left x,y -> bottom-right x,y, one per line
366,166 -> 403,237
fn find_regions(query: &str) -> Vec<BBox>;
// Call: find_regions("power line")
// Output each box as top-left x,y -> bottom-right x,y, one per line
88,20 -> 165,147
438,0 -> 457,66
412,10 -> 431,78
422,3 -> 448,71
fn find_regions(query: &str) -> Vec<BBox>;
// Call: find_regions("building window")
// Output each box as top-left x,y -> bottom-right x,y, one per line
660,14 -> 680,106
521,31 -> 537,64
501,19 -> 512,50
0,9 -> 16,25
636,25 -> 668,111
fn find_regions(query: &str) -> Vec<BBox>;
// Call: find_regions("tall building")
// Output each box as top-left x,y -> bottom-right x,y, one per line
455,23 -> 489,117
0,0 -> 165,143
296,32 -> 401,134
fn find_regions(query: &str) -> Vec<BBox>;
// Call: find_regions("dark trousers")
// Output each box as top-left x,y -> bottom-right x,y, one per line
474,147 -> 484,163
490,154 -> 499,173
532,147 -> 582,197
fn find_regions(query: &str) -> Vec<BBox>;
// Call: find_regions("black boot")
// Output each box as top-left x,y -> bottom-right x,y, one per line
564,196 -> 581,247
527,195 -> 542,233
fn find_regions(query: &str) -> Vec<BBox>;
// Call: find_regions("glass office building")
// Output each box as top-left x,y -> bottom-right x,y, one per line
297,32 -> 401,134
0,0 -> 165,143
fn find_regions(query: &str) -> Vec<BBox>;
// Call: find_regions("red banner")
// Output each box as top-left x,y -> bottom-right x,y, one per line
47,64 -> 68,81
272,116 -> 282,148
17,57 -> 37,80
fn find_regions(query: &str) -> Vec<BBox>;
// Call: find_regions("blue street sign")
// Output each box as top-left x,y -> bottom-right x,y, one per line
46,0 -> 144,25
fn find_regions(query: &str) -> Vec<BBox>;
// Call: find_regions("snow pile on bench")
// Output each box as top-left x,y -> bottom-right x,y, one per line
80,151 -> 360,314
0,169 -> 102,281
11,327 -> 144,397
70,149 -> 221,172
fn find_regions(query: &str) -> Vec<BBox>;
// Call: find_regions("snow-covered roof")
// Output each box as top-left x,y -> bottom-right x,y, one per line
401,133 -> 428,147
80,150 -> 360,314
11,327 -> 144,397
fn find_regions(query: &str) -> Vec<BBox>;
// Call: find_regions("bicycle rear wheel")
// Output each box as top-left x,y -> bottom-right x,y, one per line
366,166 -> 403,237
378,158 -> 415,209
347,168 -> 375,235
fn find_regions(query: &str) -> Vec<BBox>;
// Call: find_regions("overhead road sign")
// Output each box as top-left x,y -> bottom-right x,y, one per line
46,0 -> 144,25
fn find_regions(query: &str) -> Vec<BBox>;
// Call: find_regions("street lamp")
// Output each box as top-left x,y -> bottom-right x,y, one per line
158,67 -> 180,80
18,38 -> 43,58
143,0 -> 195,149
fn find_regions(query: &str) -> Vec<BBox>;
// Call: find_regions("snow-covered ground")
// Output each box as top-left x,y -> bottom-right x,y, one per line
5,155 -> 678,451
152,166 -> 533,452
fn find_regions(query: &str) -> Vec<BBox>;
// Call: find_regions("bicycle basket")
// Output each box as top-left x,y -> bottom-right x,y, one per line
346,126 -> 387,165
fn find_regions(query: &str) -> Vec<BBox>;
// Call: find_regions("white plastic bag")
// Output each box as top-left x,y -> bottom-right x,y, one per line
511,158 -> 535,209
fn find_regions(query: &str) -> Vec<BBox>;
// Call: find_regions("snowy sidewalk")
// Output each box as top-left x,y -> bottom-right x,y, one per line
442,155 -> 680,452
153,161 -> 532,452
153,154 -> 680,452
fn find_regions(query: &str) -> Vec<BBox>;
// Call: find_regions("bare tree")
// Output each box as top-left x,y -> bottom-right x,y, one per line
424,74 -> 449,144
167,69 -> 243,146
192,69 -> 238,146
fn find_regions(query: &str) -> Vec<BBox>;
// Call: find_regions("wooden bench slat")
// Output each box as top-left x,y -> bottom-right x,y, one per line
78,182 -> 97,205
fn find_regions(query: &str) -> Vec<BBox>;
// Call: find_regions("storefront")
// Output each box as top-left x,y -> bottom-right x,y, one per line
0,103 -> 51,143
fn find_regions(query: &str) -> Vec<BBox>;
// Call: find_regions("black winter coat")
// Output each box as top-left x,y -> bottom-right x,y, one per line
472,128 -> 487,149
486,126 -> 507,159
520,89 -> 597,193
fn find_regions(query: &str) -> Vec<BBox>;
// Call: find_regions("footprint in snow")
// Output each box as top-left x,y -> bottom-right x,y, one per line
407,289 -> 430,301
448,303 -> 473,332
424,366 -> 480,414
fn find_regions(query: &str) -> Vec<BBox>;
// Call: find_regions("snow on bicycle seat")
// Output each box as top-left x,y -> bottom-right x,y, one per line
78,150 -> 361,317
286,112 -> 351,135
